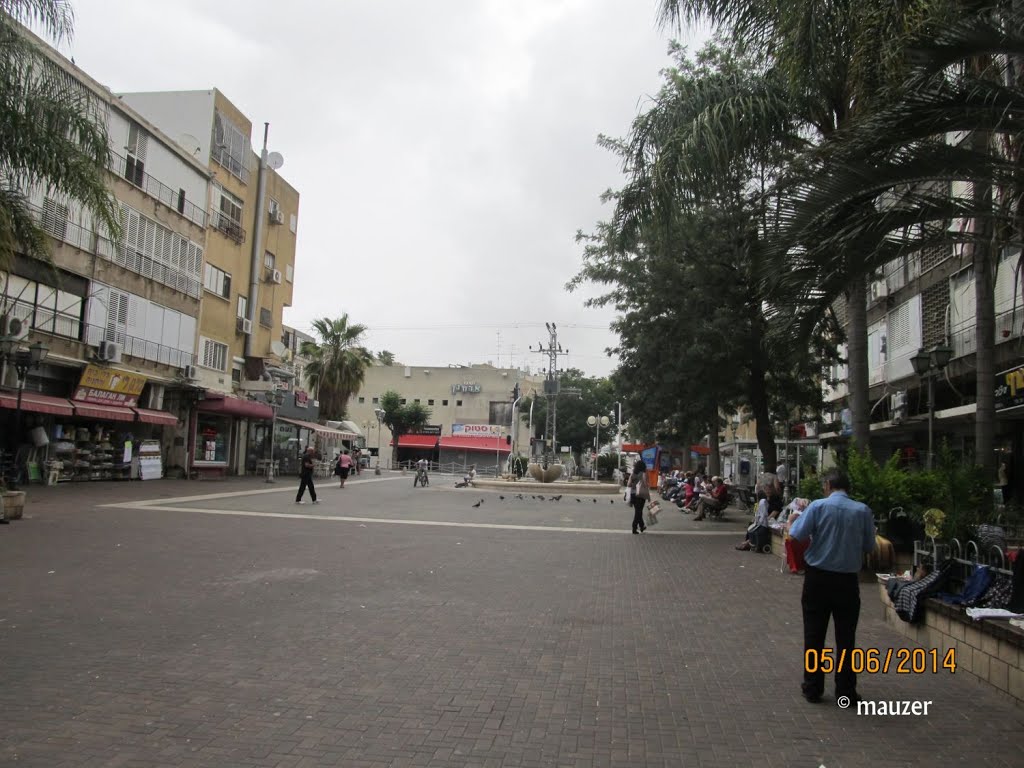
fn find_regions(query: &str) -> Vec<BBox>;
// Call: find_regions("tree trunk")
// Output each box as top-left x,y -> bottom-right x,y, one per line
971,128 -> 996,479
747,360 -> 778,470
707,419 -> 721,477
846,273 -> 871,452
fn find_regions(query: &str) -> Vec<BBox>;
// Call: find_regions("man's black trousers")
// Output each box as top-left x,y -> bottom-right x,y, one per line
296,474 -> 317,502
801,564 -> 860,699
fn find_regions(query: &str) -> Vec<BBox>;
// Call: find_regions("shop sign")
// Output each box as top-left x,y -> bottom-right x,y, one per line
73,364 -> 147,407
415,424 -> 442,435
451,383 -> 482,394
452,423 -> 502,437
995,364 -> 1024,411
294,390 -> 309,408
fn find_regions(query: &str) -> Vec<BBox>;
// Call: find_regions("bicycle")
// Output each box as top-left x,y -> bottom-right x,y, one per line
413,467 -> 429,487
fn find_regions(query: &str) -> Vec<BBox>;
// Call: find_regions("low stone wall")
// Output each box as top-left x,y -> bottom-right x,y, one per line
876,578 -> 1024,705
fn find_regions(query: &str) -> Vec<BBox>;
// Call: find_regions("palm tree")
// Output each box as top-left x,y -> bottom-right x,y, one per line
651,0 -> 967,451
300,314 -> 374,421
0,0 -> 120,270
376,350 -> 396,366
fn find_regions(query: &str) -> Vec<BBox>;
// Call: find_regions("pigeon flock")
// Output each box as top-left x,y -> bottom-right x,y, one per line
466,493 -> 616,507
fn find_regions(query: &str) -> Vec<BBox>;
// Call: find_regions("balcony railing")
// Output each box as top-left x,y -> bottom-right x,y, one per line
96,237 -> 202,299
212,148 -> 250,185
950,307 -> 1023,359
108,150 -> 207,229
84,324 -> 194,368
0,298 -> 82,341
209,209 -> 246,244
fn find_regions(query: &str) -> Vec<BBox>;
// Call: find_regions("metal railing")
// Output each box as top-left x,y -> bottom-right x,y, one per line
108,150 -> 207,228
1,298 -> 82,341
209,209 -> 246,244
212,148 -> 250,185
96,237 -> 203,299
83,324 -> 194,368
951,307 -> 1023,360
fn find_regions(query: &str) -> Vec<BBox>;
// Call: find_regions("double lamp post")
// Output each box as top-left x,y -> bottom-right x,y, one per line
910,343 -> 952,471
0,337 -> 50,450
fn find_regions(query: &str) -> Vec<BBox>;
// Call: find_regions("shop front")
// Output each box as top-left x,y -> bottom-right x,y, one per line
391,432 -> 440,466
438,434 -> 510,474
192,393 -> 273,477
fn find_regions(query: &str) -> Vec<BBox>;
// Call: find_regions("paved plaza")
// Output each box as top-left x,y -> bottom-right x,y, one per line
1,474 -> 1021,767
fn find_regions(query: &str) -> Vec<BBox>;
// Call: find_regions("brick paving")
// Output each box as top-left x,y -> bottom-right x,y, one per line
0,476 -> 1021,767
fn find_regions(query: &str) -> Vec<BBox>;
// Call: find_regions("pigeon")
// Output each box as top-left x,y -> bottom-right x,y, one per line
552,495 -> 562,501
472,499 -> 484,508
610,499 -> 615,504
576,498 -> 581,503
592,499 -> 597,503
537,495 -> 545,501
499,495 -> 505,500
515,494 -> 524,500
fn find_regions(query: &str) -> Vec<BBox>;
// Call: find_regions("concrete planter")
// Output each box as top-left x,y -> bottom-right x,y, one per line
1,490 -> 26,520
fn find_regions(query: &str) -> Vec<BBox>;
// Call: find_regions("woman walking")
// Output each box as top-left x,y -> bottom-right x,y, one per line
335,450 -> 353,488
628,459 -> 650,534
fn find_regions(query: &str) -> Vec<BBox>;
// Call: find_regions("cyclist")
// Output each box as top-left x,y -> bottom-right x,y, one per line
414,457 -> 429,487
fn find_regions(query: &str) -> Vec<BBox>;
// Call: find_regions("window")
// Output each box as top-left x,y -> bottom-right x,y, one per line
372,397 -> 379,404
200,336 -> 228,371
400,398 -> 407,405
1,272 -> 82,340
428,399 -> 434,406
111,202 -> 204,298
85,282 -> 195,367
268,197 -> 280,219
212,111 -> 250,183
259,307 -> 272,327
442,399 -> 448,406
286,264 -> 294,283
414,399 -> 420,404
237,295 -> 247,319
289,213 -> 297,233
211,185 -> 244,243
124,122 -> 147,187
41,197 -> 69,240
456,400 -> 463,407
264,251 -> 275,270
203,263 -> 231,299
231,367 -> 242,384
358,397 -> 365,404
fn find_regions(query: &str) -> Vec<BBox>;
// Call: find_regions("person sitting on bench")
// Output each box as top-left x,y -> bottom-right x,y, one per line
455,464 -> 476,488
694,476 -> 728,520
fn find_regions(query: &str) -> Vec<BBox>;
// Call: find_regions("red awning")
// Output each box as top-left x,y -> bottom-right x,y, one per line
690,444 -> 710,456
197,394 -> 273,420
133,408 -> 178,426
390,434 -> 438,448
73,402 -> 135,421
439,435 -> 511,453
0,392 -> 74,416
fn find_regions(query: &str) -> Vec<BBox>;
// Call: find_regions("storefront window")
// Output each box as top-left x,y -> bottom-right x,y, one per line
195,414 -> 230,464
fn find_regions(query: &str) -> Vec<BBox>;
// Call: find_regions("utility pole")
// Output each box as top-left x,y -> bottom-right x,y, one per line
529,323 -> 568,466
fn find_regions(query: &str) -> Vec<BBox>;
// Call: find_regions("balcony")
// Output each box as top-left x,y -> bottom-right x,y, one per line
210,209 -> 246,244
83,324 -> 194,368
950,307 -> 1024,360
108,150 -> 207,228
96,238 -> 202,299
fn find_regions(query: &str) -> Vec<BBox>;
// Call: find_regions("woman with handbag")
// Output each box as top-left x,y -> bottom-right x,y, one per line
627,459 -> 650,534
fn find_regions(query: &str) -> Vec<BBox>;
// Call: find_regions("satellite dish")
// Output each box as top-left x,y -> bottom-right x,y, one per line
178,133 -> 201,156
267,151 -> 284,170
270,340 -> 287,357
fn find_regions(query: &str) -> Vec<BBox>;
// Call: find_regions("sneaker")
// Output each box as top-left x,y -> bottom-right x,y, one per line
312,500 -> 320,504
296,500 -> 305,504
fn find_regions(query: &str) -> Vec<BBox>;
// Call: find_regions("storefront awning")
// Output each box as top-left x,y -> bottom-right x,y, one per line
0,392 -> 74,417
133,408 -> 178,426
390,434 -> 438,448
197,394 -> 273,419
439,435 -> 511,453
73,402 -> 135,421
279,416 -> 356,439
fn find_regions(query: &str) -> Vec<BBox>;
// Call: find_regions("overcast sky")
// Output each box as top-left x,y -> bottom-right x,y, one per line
63,1 -> 705,378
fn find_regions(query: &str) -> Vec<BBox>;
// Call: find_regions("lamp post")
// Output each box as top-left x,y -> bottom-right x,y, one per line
586,415 -> 610,480
374,407 -> 385,474
0,339 -> 49,468
612,401 -> 622,473
264,389 -> 285,483
910,344 -> 953,470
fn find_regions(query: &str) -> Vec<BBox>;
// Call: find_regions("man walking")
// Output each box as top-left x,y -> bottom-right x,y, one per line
788,469 -> 875,704
296,446 -> 319,504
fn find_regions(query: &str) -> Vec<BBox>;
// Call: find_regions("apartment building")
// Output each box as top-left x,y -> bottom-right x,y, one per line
820,240 -> 1023,492
1,37 -> 210,481
346,363 -> 546,468
119,89 -> 300,476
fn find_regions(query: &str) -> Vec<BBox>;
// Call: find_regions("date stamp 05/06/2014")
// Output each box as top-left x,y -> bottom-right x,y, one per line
804,647 -> 957,675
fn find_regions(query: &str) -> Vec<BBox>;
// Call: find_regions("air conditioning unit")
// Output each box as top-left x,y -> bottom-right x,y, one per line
0,314 -> 28,340
268,206 -> 284,225
98,340 -> 122,363
237,317 -> 253,335
869,280 -> 889,302
267,268 -> 282,284
182,364 -> 198,381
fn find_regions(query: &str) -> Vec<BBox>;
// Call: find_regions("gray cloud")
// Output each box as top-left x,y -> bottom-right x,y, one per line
67,0 -> 704,375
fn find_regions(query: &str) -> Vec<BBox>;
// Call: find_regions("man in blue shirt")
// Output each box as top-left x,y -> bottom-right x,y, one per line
788,469 -> 876,704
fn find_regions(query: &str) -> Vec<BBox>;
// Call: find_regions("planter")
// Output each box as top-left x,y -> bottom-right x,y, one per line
1,490 -> 26,520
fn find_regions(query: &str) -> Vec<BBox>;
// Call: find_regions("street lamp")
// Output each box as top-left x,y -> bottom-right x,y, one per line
612,401 -> 622,472
1,339 -> 49,478
264,389 -> 285,483
374,407 -> 386,474
586,415 -> 610,480
910,344 -> 953,470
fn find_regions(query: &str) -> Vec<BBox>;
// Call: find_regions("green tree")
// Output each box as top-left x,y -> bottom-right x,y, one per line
523,369 -> 618,459
376,350 -> 396,366
300,314 -> 373,420
0,0 -> 120,270
378,390 -> 430,467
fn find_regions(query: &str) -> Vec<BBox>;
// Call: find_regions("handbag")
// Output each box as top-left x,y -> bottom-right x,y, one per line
624,488 -> 633,502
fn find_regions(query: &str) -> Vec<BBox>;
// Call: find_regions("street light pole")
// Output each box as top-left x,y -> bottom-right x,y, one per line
910,344 -> 953,471
1,339 -> 49,487
264,389 -> 285,484
587,415 -> 610,480
374,408 -> 385,474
